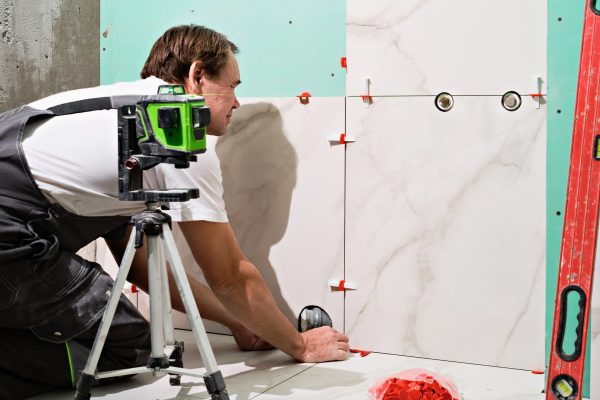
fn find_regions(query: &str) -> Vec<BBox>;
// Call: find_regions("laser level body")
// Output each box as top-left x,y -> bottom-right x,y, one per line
136,86 -> 210,157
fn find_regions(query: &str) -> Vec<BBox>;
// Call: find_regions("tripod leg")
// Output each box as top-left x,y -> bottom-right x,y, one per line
159,243 -> 176,346
74,230 -> 138,400
160,225 -> 229,400
146,236 -> 169,372
157,245 -> 182,385
168,342 -> 184,386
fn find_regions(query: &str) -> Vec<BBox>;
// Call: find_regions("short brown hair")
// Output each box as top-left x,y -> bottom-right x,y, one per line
140,25 -> 239,82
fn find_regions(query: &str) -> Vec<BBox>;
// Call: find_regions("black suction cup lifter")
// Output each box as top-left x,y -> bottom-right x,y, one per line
297,305 -> 333,332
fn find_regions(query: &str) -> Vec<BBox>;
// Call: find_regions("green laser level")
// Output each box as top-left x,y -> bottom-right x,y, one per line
118,84 -> 211,202
136,85 -> 210,156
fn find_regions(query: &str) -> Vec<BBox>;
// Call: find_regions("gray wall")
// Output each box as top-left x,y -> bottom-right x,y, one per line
0,0 -> 99,112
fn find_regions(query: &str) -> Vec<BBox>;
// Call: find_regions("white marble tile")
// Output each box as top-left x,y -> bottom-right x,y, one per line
173,98 -> 346,333
344,96 -> 546,370
26,331 -> 314,400
255,351 -> 546,400
347,0 -> 547,96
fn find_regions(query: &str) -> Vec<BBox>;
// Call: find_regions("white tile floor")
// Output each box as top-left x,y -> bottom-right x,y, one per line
26,330 -> 555,400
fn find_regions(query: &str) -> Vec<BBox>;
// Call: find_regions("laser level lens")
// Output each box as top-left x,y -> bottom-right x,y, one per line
193,108 -> 201,129
158,84 -> 186,95
158,108 -> 180,129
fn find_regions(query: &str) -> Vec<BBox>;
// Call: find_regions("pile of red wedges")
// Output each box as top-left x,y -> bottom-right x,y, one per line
369,369 -> 461,400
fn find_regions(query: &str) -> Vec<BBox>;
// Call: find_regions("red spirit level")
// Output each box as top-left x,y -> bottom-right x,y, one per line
546,1 -> 600,399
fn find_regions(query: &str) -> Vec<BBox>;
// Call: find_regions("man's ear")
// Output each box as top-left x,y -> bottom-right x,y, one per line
184,60 -> 203,94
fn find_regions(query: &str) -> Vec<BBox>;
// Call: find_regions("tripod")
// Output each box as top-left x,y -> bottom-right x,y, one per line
74,202 -> 229,400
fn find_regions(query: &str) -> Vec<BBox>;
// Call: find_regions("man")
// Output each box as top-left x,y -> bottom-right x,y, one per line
0,25 -> 349,399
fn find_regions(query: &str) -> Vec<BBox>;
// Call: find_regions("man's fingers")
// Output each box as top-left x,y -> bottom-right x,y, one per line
338,341 -> 349,353
336,332 -> 349,343
328,327 -> 349,342
333,338 -> 349,361
335,348 -> 349,360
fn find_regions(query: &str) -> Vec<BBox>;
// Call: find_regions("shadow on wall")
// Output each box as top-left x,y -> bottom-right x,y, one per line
216,102 -> 298,323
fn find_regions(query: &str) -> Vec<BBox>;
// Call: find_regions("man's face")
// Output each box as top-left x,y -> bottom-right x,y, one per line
196,51 -> 241,136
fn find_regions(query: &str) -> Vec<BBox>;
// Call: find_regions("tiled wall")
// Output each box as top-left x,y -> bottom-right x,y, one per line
342,0 -> 547,370
93,0 -> 550,374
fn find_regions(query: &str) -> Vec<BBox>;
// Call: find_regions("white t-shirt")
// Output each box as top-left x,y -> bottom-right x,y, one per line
22,77 -> 228,223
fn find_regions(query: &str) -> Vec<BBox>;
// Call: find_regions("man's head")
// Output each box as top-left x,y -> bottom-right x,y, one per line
141,25 -> 241,136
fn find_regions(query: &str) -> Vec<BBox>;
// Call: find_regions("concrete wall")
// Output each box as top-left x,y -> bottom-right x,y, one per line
0,0 -> 99,112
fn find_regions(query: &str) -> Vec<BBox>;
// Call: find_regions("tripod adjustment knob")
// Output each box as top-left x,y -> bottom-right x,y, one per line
132,211 -> 168,248
134,226 -> 144,248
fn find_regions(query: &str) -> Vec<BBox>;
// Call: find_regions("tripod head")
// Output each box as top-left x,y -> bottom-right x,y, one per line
118,85 -> 211,203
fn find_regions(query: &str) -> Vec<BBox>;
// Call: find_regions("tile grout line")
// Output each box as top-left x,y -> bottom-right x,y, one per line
343,95 -> 347,335
248,363 -> 319,400
369,351 -> 543,373
345,94 -> 537,98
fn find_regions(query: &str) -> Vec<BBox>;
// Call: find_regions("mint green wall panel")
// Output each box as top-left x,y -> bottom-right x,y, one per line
547,0 -> 590,396
100,0 -> 345,97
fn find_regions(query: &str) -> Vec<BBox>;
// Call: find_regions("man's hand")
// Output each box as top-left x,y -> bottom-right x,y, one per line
297,326 -> 350,362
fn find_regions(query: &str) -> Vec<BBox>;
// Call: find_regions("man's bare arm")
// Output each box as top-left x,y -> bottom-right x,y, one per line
105,227 -> 271,350
178,220 -> 349,362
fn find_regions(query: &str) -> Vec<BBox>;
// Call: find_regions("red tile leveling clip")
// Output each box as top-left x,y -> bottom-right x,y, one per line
350,348 -> 372,357
361,94 -> 373,104
328,279 -> 357,291
297,91 -> 311,105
